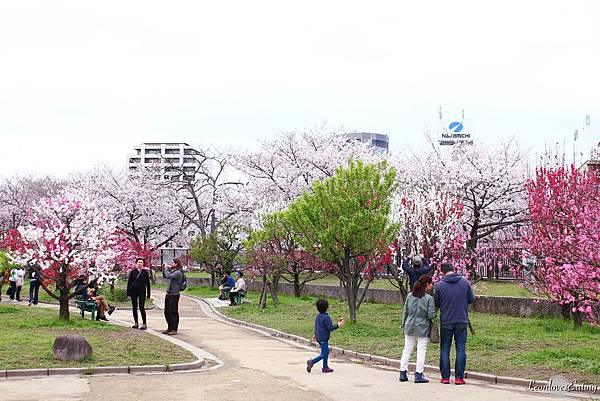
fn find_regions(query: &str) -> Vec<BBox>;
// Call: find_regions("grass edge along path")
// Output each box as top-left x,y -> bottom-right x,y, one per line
0,302 -> 195,370
186,286 -> 600,383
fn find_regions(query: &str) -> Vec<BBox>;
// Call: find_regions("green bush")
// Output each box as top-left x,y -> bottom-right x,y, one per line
99,287 -> 129,303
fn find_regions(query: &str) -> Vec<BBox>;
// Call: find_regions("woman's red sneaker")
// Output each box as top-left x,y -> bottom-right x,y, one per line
441,378 -> 450,384
455,378 -> 466,385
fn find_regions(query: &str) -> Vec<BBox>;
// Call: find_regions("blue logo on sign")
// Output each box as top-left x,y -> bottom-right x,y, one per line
449,122 -> 463,132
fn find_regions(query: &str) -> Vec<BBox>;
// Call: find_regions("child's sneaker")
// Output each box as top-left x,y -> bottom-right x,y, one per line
306,360 -> 313,373
455,378 -> 466,385
322,368 -> 334,373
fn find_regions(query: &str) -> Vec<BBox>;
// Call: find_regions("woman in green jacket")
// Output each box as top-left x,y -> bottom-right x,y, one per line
400,274 -> 435,383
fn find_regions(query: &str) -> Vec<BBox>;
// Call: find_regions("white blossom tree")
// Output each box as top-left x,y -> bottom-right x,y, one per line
396,133 -> 529,251
232,127 -> 385,221
164,147 -> 242,238
68,167 -> 190,269
0,176 -> 62,233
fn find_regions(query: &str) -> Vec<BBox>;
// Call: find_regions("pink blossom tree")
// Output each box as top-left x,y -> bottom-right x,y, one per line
9,197 -> 119,320
248,211 -> 333,299
518,164 -> 600,328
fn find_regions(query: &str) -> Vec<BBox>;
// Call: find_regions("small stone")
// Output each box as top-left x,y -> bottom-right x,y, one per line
53,335 -> 93,361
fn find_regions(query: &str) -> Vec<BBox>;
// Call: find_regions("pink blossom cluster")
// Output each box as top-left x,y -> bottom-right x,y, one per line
519,165 -> 600,324
8,196 -> 120,284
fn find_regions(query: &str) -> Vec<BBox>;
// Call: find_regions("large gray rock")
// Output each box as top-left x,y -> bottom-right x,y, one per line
53,335 -> 93,361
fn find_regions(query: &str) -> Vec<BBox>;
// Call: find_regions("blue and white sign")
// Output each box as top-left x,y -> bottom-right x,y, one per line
439,119 -> 474,146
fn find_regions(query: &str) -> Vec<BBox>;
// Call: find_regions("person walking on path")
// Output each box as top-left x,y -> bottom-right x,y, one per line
162,258 -> 184,335
127,258 -> 151,330
434,263 -> 475,385
306,299 -> 345,374
27,264 -> 41,306
402,253 -> 431,291
399,274 -> 436,384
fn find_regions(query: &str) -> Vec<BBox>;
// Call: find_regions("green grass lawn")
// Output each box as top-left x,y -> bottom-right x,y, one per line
185,286 -> 599,382
0,302 -> 194,370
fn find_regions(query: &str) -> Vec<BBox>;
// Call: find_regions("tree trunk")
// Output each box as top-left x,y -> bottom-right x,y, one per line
268,276 -> 280,305
59,292 -> 70,320
293,272 -> 301,297
210,270 -> 216,288
258,278 -> 268,309
560,304 -> 571,321
110,282 -> 115,297
346,284 -> 357,323
573,311 -> 583,330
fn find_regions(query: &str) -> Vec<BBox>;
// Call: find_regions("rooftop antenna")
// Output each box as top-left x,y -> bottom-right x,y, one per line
573,129 -> 578,165
438,106 -> 443,120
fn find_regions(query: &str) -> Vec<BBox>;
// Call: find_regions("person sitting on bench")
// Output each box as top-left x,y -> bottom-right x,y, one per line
74,277 -> 115,321
218,271 -> 235,300
229,271 -> 247,306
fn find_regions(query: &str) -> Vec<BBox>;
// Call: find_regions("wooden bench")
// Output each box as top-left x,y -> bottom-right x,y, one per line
74,296 -> 98,320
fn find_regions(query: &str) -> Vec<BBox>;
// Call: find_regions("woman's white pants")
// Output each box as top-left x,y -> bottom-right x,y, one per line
400,334 -> 429,373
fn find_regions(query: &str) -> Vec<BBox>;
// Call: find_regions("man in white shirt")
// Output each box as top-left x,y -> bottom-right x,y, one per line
229,271 -> 247,306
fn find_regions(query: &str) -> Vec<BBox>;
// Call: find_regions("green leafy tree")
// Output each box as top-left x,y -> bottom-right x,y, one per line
0,250 -> 19,297
284,160 -> 399,322
189,221 -> 244,287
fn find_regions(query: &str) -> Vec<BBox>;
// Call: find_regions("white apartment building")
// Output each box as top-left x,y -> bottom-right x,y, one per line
127,142 -> 202,182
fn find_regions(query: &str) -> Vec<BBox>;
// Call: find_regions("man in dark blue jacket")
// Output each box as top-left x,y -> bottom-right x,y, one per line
434,263 -> 475,385
402,255 -> 431,291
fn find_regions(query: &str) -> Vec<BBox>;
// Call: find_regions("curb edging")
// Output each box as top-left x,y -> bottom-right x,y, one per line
1,358 -> 206,380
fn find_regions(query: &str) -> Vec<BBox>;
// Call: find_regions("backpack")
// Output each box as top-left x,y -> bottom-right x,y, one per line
179,271 -> 187,291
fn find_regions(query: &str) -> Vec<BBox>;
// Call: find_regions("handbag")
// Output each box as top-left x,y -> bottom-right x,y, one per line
429,320 -> 440,343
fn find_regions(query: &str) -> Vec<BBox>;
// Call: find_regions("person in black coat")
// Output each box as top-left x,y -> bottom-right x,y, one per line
127,258 -> 151,330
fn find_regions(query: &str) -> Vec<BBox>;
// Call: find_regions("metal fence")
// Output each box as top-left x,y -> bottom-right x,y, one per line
152,247 -> 190,268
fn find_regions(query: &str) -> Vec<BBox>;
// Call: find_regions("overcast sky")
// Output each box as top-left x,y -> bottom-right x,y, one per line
1,0 -> 599,177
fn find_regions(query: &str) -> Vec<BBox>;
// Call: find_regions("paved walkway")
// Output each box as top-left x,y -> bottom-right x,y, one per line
0,294 -> 571,401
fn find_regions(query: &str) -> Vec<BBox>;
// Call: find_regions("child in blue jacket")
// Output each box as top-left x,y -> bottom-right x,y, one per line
306,299 -> 345,373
